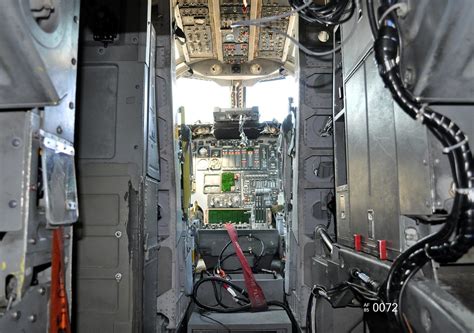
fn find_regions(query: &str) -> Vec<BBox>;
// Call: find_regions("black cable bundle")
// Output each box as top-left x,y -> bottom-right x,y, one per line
192,235 -> 301,332
305,282 -> 380,333
216,234 -> 265,273
289,0 -> 355,25
368,0 -> 474,330
192,276 -> 301,332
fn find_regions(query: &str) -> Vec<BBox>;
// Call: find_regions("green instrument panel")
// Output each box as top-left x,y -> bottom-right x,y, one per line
221,172 -> 235,192
208,209 -> 250,224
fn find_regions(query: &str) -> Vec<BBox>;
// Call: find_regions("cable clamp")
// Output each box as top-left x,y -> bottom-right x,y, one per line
442,136 -> 468,154
424,243 -> 434,260
416,104 -> 429,123
383,59 -> 396,72
454,186 -> 474,196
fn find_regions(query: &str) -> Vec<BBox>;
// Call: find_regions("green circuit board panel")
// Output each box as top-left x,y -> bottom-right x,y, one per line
221,172 -> 235,192
208,209 -> 250,224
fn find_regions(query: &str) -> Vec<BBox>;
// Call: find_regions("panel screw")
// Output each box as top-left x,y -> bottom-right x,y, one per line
115,231 -> 122,238
28,314 -> 37,322
56,126 -> 63,134
11,311 -> 21,320
71,58 -> 77,65
404,68 -> 415,87
11,138 -> 21,147
115,273 -> 122,282
8,200 -> 18,208
28,238 -> 37,245
38,287 -> 46,295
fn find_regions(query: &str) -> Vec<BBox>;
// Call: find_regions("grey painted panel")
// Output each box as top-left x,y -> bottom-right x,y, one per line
0,112 -> 36,231
345,63 -> 369,238
77,279 -> 119,313
76,175 -> 133,331
394,104 -> 433,215
77,236 -> 120,268
365,56 -> 401,250
400,0 -> 474,103
341,0 -> 373,78
80,194 -> 121,226
78,65 -> 118,159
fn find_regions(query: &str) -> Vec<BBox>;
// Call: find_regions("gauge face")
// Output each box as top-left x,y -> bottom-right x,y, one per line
197,159 -> 209,171
198,147 -> 208,157
209,158 -> 221,170
232,195 -> 240,205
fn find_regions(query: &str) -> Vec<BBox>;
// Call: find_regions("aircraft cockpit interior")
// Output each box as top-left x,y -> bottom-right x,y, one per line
0,0 -> 473,332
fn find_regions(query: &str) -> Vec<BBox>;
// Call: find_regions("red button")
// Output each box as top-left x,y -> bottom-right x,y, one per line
378,240 -> 387,260
354,234 -> 362,251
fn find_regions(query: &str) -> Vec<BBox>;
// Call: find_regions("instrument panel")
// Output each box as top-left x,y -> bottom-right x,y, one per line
191,137 -> 282,229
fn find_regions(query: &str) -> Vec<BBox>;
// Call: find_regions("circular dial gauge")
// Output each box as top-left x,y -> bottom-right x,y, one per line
198,147 -> 208,156
209,158 -> 221,170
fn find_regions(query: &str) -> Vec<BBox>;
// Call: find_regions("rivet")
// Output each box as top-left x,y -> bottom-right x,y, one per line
11,138 -> 21,147
38,287 -> 46,295
115,231 -> 122,238
71,58 -> 77,65
28,238 -> 37,245
115,273 -> 122,282
8,200 -> 18,208
56,126 -> 63,134
11,311 -> 21,320
69,102 -> 75,109
28,314 -> 37,322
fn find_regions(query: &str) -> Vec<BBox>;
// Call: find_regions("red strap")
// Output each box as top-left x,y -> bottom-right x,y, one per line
224,223 -> 268,311
50,228 -> 71,333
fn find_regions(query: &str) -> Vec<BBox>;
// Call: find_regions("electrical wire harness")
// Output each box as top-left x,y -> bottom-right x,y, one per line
192,233 -> 301,332
367,0 -> 474,331
289,0 -> 355,25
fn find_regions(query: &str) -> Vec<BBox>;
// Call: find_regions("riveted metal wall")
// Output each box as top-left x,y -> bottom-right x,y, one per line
75,0 -> 160,331
286,20 -> 336,327
310,1 -> 474,332
153,0 -> 192,329
0,1 -> 81,331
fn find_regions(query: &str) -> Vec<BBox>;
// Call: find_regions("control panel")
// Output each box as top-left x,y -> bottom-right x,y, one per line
191,137 -> 282,230
220,0 -> 251,64
256,0 -> 291,59
178,0 -> 214,58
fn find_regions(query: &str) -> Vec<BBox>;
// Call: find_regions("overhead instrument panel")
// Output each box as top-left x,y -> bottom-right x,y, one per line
177,0 -> 214,58
220,0 -> 250,64
257,0 -> 293,60
173,0 -> 296,84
